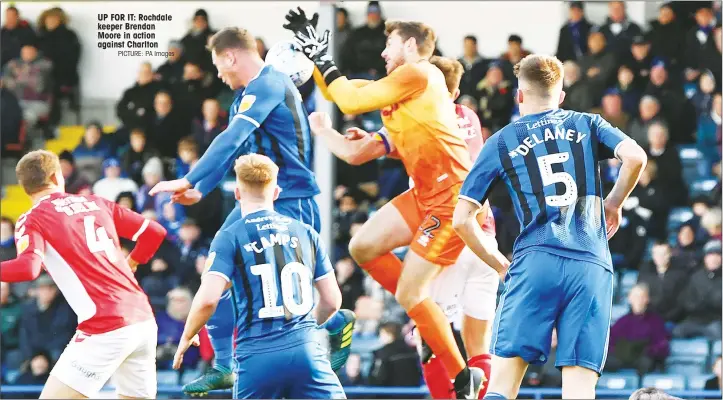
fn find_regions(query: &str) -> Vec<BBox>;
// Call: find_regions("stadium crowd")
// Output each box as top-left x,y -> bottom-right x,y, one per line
0,0 -> 721,394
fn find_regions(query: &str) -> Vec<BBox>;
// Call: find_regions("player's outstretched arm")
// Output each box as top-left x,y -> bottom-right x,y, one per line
453,199 -> 510,274
1,220 -> 44,282
603,139 -> 647,238
308,112 -> 387,165
111,202 -> 167,269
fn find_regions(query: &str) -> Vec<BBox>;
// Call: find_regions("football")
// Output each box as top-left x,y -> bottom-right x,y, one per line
265,40 -> 314,88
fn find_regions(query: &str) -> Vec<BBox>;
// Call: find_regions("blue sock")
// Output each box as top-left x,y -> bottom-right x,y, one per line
206,290 -> 234,373
322,311 -> 346,333
484,392 -> 507,399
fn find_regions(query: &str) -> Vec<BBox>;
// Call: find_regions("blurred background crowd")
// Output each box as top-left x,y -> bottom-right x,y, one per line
0,0 -> 721,396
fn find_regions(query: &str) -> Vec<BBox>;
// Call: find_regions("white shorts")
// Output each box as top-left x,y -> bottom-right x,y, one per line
430,239 -> 500,330
50,319 -> 158,398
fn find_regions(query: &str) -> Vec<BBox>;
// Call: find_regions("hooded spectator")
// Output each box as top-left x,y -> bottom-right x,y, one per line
579,31 -> 618,101
648,3 -> 685,70
340,1 -> 387,79
1,6 -> 36,67
192,98 -> 226,153
638,241 -> 689,322
2,41 -> 53,127
155,40 -> 185,87
606,283 -> 669,374
556,1 -> 593,62
116,62 -> 162,130
92,157 -> 139,202
697,92 -> 722,164
36,8 -> 81,101
458,35 -> 488,98
673,240 -> 723,340
599,1 -> 644,60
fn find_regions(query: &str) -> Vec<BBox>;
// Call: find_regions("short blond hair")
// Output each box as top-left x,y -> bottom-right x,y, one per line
429,56 -> 464,94
514,54 -> 564,97
207,27 -> 257,53
16,150 -> 61,195
234,154 -> 278,192
385,20 -> 436,58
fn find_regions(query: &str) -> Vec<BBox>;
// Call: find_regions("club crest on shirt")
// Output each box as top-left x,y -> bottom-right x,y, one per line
204,252 -> 216,274
238,95 -> 256,113
16,235 -> 29,254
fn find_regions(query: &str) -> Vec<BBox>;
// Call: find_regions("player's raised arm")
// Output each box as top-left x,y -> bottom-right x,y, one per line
309,229 -> 341,325
110,201 -> 167,271
308,112 -> 388,166
0,216 -> 44,282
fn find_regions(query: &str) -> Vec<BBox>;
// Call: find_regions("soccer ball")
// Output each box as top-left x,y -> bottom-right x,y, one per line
265,40 -> 314,87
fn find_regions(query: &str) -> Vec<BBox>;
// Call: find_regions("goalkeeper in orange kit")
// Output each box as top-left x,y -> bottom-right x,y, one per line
284,9 -> 509,398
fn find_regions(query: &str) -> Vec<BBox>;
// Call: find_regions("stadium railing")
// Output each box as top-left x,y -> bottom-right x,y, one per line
1,385 -> 721,399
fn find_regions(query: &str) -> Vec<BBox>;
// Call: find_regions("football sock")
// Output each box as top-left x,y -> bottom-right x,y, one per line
484,392 -> 507,399
409,298 -> 466,379
422,356 -> 454,399
360,252 -> 402,294
468,354 -> 492,399
322,311 -> 346,332
207,290 -> 234,373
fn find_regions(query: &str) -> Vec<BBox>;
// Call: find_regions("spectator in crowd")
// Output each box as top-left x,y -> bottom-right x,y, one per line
2,41 -> 53,127
334,7 -> 352,68
155,41 -> 186,87
523,328 -> 562,388
638,241 -> 689,323
648,3 -> 685,72
684,4 -> 718,83
147,90 -> 190,159
606,283 -> 670,374
339,353 -> 366,386
141,257 -> 181,311
192,98 -> 226,153
1,6 -> 36,68
697,92 -> 722,164
115,191 -> 137,211
500,34 -> 531,84
72,121 -> 114,183
121,128 -> 160,186
255,37 -> 268,59
645,59 -> 694,144
692,69 -> 717,118
599,0 -> 644,60
136,157 -> 167,212
336,256 -> 365,311
628,96 -> 663,148
458,35 -> 487,98
0,282 -> 22,364
116,62 -> 161,130
14,351 -> 52,385
607,198 -> 649,270
701,24 -> 722,89
19,274 -> 76,362
626,35 -> 654,91
0,78 -> 23,157
673,240 -> 722,340
629,160 -> 670,240
159,200 -> 183,248
555,1 -> 592,62
705,355 -> 721,390
181,9 -> 216,74
58,150 -> 91,196
591,89 -> 630,132
175,137 -> 200,179
613,65 -> 642,116
561,60 -> 594,112
579,31 -> 618,101
701,208 -> 722,241
672,222 -> 703,272
474,61 -> 514,132
0,217 -> 16,262
340,1 -> 387,79
92,157 -> 139,202
173,61 -> 215,119
368,322 -> 421,386
177,219 -> 207,283
646,122 -> 687,206
156,287 -> 199,370
36,7 -> 81,120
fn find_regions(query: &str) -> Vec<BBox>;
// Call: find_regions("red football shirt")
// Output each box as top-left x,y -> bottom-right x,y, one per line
8,192 -> 165,334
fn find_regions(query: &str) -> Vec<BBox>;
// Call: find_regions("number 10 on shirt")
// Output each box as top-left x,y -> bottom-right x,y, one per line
251,262 -> 314,318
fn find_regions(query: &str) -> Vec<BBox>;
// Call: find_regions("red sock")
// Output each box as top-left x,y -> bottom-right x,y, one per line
468,354 -> 492,399
422,356 -> 454,399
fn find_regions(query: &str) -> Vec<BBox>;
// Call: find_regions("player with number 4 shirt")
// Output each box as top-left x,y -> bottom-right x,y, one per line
1,150 -> 167,399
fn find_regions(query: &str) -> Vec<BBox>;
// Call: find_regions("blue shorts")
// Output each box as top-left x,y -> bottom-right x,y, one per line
491,250 -> 614,374
221,196 -> 321,233
233,340 -> 346,399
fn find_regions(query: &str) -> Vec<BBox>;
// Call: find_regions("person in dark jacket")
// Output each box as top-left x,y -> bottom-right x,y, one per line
192,98 -> 226,153
605,283 -> 670,374
648,3 -> 685,72
628,95 -> 664,147
181,9 -> 216,73
0,6 -> 36,68
147,90 -> 190,159
121,128 -> 161,186
458,35 -> 488,98
579,32 -> 618,101
638,241 -> 690,323
155,40 -> 186,88
646,122 -> 688,206
606,198 -> 648,270
36,8 -> 81,99
0,81 -> 23,157
334,7 -> 352,69
625,35 -> 654,91
645,59 -> 695,144
556,1 -> 593,62
14,350 -> 52,385
629,160 -> 672,240
673,240 -> 723,340
340,1 -> 387,79
474,61 -> 514,132
560,60 -> 594,112
705,355 -> 721,390
335,256 -> 365,311
684,5 -> 718,83
368,322 -> 422,387
58,150 -> 91,195
116,62 -> 162,130
672,222 -> 703,272
613,65 -> 643,116
171,61 -> 216,119
599,1 -> 644,60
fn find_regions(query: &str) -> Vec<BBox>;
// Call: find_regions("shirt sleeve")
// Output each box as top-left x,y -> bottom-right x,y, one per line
459,136 -> 504,208
309,229 -> 333,282
1,216 -> 44,282
185,74 -> 284,190
312,67 -> 373,102
324,63 -> 428,115
205,231 -> 237,283
592,113 -> 629,161
110,201 -> 167,264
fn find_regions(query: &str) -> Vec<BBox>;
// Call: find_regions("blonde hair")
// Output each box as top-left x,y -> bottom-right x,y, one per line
16,150 -> 60,195
234,154 -> 278,193
514,54 -> 564,97
429,56 -> 464,94
207,27 -> 257,53
385,20 -> 436,58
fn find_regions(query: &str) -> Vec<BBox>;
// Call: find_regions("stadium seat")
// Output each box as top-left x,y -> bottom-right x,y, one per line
4,369 -> 19,384
666,338 -> 710,375
611,304 -> 629,324
598,372 -> 639,390
619,270 -> 638,300
689,179 -> 718,199
641,374 -> 686,391
666,207 -> 694,232
157,370 -> 180,386
666,361 -> 706,375
712,340 -> 721,357
687,374 -> 714,390
677,145 -> 709,186
351,335 -> 381,354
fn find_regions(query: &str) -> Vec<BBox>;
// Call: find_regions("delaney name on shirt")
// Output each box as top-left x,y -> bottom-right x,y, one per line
508,127 -> 588,158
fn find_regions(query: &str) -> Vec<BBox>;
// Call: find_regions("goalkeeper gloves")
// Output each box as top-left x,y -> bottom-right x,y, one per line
283,7 -> 319,33
293,25 -> 341,85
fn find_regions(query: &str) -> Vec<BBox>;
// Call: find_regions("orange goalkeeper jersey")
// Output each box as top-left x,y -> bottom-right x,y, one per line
315,62 -> 472,209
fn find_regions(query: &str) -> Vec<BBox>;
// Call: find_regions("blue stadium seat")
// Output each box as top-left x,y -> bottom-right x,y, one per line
4,369 -> 19,384
667,207 -> 694,232
351,335 -> 381,354
157,370 -> 180,386
670,338 -> 710,358
665,361 -> 706,375
689,179 -> 718,199
611,304 -> 629,324
687,374 -> 714,390
181,369 -> 202,385
598,372 -> 639,390
712,340 -> 721,357
619,270 -> 638,300
677,145 -> 710,186
641,374 -> 686,391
